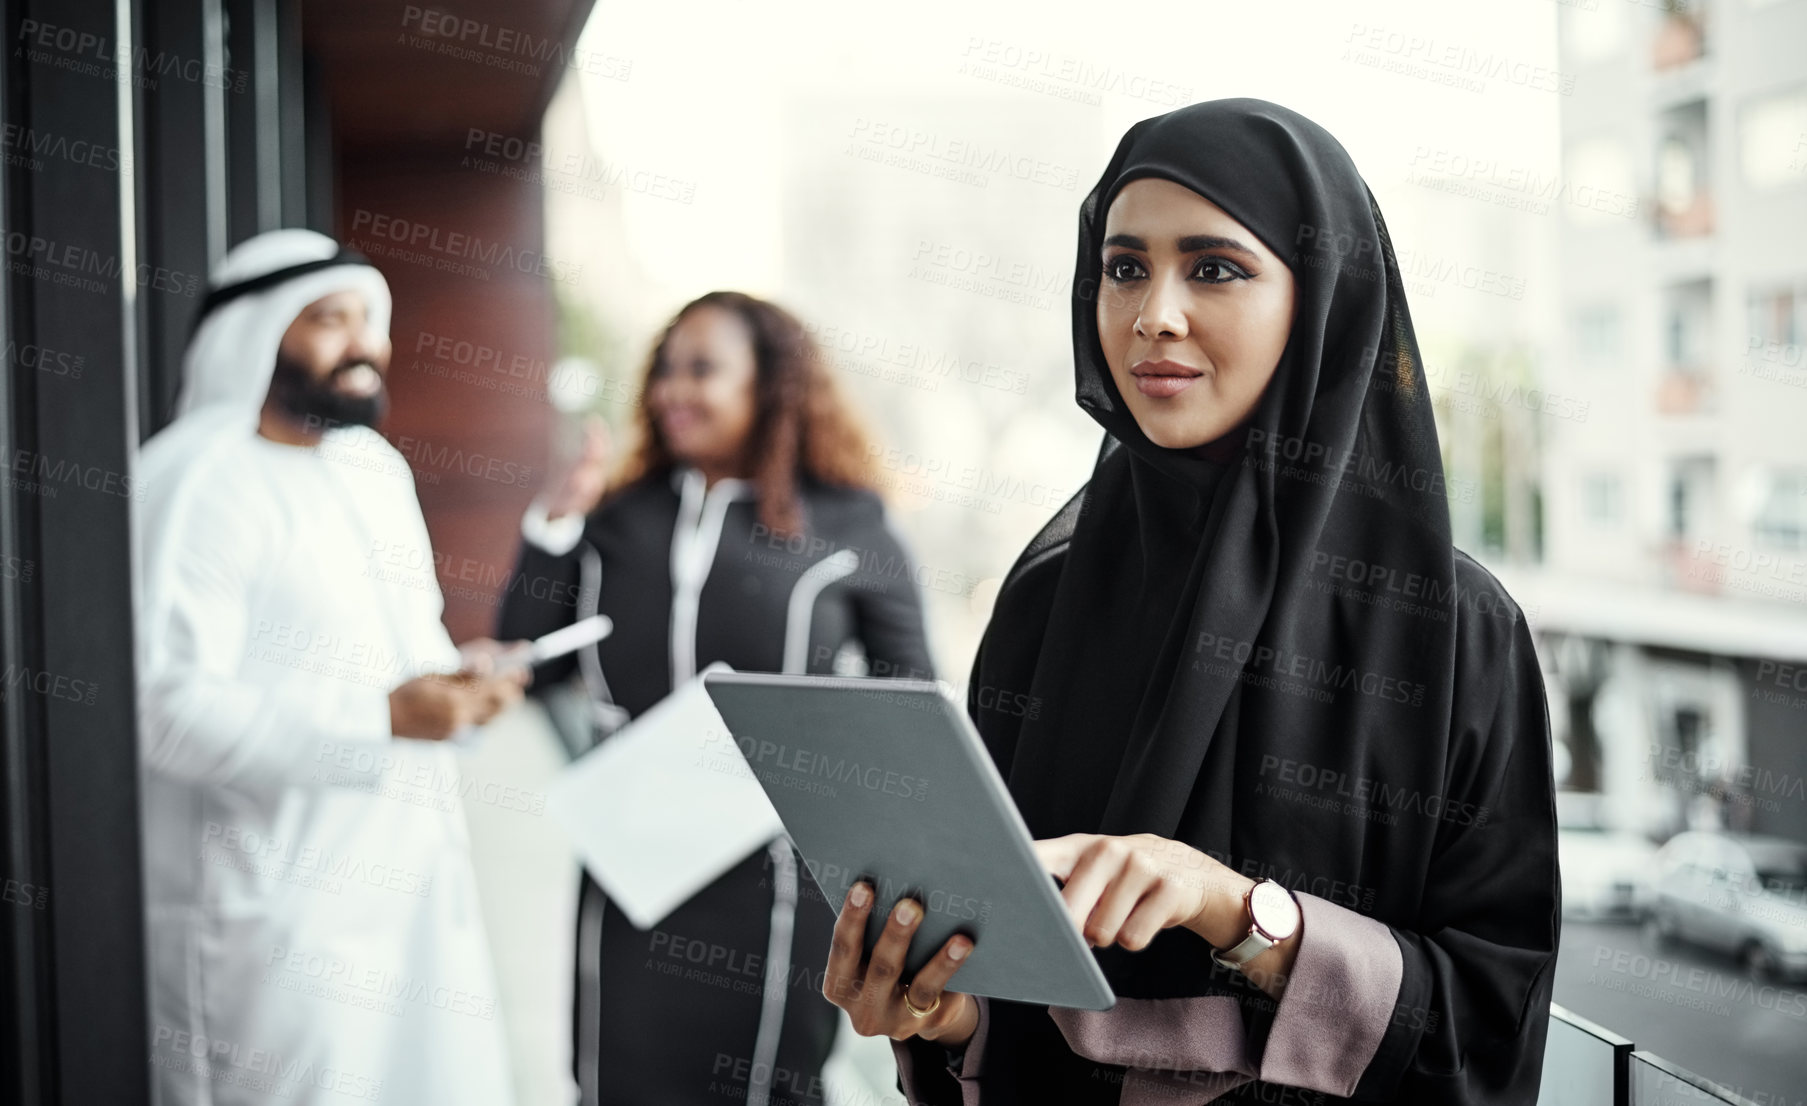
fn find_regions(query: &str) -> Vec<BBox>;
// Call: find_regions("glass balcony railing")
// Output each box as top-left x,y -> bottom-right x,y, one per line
1539,1004 -> 1761,1105
1629,1051 -> 1762,1106
1539,1004 -> 1633,1105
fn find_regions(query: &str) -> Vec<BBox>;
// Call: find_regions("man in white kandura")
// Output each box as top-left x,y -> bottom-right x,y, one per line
135,229 -> 524,1105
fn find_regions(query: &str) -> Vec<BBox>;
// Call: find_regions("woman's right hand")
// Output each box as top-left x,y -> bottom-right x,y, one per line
824,881 -> 979,1047
542,416 -> 613,522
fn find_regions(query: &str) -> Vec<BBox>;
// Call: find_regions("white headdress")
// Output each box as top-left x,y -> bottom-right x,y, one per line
175,228 -> 391,420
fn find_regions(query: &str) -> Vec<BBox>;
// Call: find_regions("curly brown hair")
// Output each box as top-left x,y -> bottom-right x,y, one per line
607,291 -> 878,536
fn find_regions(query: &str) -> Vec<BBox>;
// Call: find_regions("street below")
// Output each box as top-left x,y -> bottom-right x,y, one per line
1555,920 -> 1807,1104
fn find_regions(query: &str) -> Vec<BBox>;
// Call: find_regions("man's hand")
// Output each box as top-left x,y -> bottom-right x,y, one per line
457,637 -> 534,682
388,667 -> 525,741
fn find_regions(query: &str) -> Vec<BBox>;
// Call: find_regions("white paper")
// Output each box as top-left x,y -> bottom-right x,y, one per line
546,662 -> 783,929
521,614 -> 614,667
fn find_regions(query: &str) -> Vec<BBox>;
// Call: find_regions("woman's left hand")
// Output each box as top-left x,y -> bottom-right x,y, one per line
1032,833 -> 1253,953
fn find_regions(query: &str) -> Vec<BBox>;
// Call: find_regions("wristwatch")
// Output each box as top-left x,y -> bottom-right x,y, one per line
1209,879 -> 1301,969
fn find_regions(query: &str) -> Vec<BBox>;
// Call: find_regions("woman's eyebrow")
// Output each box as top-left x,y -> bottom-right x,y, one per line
1176,234 -> 1258,258
1102,232 -> 1259,259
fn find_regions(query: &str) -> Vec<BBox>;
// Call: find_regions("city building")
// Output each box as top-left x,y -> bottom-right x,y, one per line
1514,0 -> 1807,842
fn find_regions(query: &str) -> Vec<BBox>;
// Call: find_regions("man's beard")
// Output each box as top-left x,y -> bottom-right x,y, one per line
267,351 -> 388,431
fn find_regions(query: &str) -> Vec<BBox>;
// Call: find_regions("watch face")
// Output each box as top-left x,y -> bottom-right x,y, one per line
1249,881 -> 1301,941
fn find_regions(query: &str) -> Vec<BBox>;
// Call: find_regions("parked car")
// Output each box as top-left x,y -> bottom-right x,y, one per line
1556,791 -> 1659,921
1560,826 -> 1660,921
1647,831 -> 1807,981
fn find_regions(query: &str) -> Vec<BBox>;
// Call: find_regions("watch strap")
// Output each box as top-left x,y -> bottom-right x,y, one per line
1210,929 -> 1274,969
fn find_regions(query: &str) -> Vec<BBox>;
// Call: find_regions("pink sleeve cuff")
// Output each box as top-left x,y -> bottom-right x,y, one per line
887,1037 -> 926,1103
1049,995 -> 1247,1072
894,893 -> 1401,1105
1046,893 -> 1401,1103
1258,891 -> 1403,1096
1050,996 -> 1256,1105
958,994 -> 990,1084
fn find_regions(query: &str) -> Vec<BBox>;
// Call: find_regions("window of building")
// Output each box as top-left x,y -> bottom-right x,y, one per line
1746,280 -> 1807,372
1754,470 -> 1807,551
1748,284 -> 1800,348
1656,100 -> 1713,237
1662,279 -> 1714,371
1668,456 -> 1718,540
1564,137 -> 1638,228
1583,474 -> 1624,526
1739,87 -> 1807,191
1575,305 -> 1622,366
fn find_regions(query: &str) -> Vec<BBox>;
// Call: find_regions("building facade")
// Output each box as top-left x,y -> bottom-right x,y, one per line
1526,0 -> 1807,842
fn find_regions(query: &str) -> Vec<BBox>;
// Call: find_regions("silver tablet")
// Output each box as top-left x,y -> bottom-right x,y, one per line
700,671 -> 1116,1011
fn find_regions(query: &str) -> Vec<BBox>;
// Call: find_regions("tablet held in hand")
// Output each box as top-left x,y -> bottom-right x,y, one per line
702,671 -> 1115,1011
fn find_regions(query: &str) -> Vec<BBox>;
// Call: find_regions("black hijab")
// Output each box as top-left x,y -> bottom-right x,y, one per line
996,93 -> 1449,892
959,98 -> 1556,1103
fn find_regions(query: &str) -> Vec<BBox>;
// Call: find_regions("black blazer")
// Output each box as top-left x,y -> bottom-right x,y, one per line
499,467 -> 936,1106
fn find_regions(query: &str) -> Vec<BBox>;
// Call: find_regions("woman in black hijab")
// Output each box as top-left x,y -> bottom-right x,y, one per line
822,98 -> 1559,1105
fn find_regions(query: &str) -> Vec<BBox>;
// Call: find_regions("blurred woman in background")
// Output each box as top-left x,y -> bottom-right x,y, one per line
500,290 -> 936,1106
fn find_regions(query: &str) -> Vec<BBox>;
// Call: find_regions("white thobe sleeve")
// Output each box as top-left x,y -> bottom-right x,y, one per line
138,488 -> 397,792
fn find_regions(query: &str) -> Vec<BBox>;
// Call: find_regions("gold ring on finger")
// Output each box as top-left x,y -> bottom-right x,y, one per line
899,980 -> 941,1018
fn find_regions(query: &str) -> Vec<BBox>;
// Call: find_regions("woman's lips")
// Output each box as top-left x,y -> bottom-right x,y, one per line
1135,375 -> 1198,398
660,409 -> 702,436
1131,362 -> 1204,399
